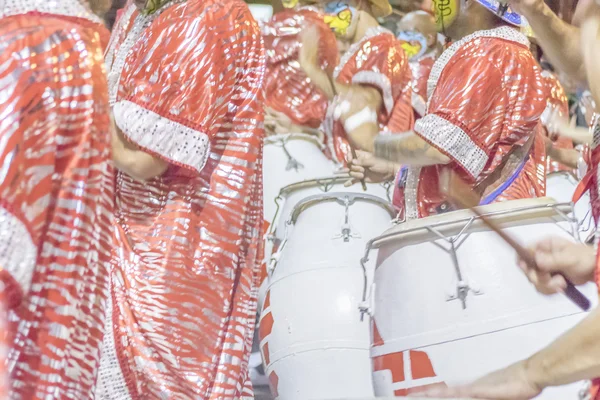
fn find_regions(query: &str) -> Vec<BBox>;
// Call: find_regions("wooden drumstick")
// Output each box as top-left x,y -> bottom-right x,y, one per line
439,170 -> 591,312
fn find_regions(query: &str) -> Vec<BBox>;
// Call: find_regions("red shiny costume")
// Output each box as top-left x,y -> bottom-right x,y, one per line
393,27 -> 547,219
97,0 -> 265,399
0,1 -> 113,397
409,51 -> 437,117
541,70 -> 574,173
262,6 -> 339,129
325,26 -> 414,164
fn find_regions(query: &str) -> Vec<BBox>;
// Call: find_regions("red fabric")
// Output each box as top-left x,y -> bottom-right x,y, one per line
394,28 -> 547,219
102,1 -> 265,398
542,71 -> 574,173
263,7 -> 339,128
0,11 -> 113,398
328,28 -> 414,164
410,54 -> 436,106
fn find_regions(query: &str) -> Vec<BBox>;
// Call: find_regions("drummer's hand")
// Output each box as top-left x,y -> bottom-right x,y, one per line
343,150 -> 399,187
413,359 -> 542,399
517,236 -> 596,294
508,0 -> 544,16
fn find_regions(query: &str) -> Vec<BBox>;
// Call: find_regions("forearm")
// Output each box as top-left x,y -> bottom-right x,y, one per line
302,65 -> 336,100
521,2 -> 585,81
373,132 -> 451,166
527,306 -> 600,388
548,147 -> 580,169
272,0 -> 284,14
582,14 -> 600,114
112,127 -> 169,181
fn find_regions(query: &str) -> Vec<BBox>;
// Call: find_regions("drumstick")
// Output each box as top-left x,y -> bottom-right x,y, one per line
439,170 -> 591,312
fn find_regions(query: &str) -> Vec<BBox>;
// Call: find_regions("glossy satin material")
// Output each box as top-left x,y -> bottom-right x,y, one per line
326,26 -> 414,164
0,1 -> 114,398
542,71 -> 574,173
263,6 -> 339,129
409,51 -> 437,116
394,27 -> 547,219
99,0 -> 265,398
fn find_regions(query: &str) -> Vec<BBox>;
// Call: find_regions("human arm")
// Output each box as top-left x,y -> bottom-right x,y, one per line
543,136 -> 580,169
582,8 -> 600,113
111,124 -> 168,181
344,150 -> 401,186
371,132 -> 451,166
511,0 -> 585,82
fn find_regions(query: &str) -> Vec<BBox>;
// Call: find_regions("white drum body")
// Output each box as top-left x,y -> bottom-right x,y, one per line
270,177 -> 392,243
367,198 -> 597,398
546,171 -> 593,236
260,193 -> 396,400
263,134 -> 336,229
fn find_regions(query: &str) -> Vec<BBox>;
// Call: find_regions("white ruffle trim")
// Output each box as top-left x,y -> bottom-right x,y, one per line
351,70 -> 394,117
0,206 -> 36,296
415,114 -> 488,179
113,100 -> 210,173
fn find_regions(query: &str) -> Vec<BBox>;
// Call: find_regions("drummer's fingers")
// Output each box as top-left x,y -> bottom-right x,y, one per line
349,165 -> 365,174
344,178 -> 357,187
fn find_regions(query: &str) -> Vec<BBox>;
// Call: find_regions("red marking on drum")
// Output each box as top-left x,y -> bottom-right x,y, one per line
372,320 -> 384,347
259,311 -> 274,342
373,351 -> 405,383
395,382 -> 448,396
411,351 -> 437,380
269,371 -> 280,398
374,350 -> 446,395
264,291 -> 271,310
262,342 -> 271,366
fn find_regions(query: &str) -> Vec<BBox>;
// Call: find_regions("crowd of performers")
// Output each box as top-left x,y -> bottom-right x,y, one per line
0,0 -> 599,398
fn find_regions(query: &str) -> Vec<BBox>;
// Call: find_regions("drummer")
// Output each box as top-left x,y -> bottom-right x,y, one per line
263,0 -> 339,136
298,0 -> 414,164
346,0 -> 548,220
396,10 -> 442,117
418,3 -> 600,400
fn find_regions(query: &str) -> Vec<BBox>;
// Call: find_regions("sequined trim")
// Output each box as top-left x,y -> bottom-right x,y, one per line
351,70 -> 394,115
113,100 -> 211,173
0,0 -> 103,25
333,26 -> 393,79
427,26 -> 530,104
94,277 -> 129,400
0,205 -> 36,296
405,166 -> 421,220
592,113 -> 600,150
415,114 -> 488,179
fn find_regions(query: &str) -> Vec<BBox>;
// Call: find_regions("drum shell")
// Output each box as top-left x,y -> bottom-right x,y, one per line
263,134 -> 336,230
260,195 -> 395,399
369,201 -> 597,398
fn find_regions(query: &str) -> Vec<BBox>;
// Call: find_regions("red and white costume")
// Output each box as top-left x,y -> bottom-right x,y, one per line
97,0 -> 265,398
393,27 -> 547,219
541,70 -> 574,173
409,51 -> 437,117
0,1 -> 113,397
262,6 -> 339,129
325,26 -> 414,164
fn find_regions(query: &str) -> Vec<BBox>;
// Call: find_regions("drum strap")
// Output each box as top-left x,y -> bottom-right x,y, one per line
475,132 -> 536,202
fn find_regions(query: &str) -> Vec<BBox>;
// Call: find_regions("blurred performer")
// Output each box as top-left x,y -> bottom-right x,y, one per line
263,0 -> 339,135
300,0 -> 414,164
346,0 -> 547,219
541,68 -> 576,173
0,0 -> 114,398
97,0 -> 265,399
421,5 -> 600,400
396,10 -> 442,117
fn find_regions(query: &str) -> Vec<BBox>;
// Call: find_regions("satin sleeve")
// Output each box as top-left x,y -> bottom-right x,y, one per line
114,12 -> 237,173
350,38 -> 413,130
414,55 -> 505,181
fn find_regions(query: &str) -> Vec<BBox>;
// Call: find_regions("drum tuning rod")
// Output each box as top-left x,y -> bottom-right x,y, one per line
440,170 -> 592,312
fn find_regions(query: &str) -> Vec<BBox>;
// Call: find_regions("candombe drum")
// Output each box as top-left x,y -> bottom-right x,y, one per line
361,198 -> 597,398
268,177 -> 392,245
259,193 -> 396,399
546,171 -> 594,238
